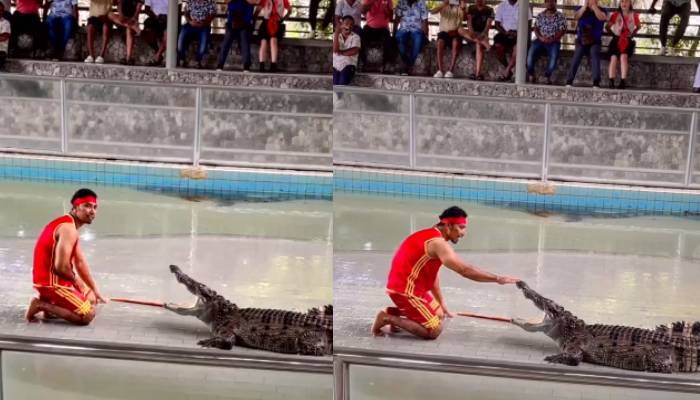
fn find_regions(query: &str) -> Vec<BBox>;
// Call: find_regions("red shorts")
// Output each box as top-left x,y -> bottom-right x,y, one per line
387,290 -> 442,330
34,284 -> 93,316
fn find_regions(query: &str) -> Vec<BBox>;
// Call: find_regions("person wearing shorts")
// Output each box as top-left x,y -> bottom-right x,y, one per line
371,206 -> 520,339
85,0 -> 113,63
26,188 -> 108,325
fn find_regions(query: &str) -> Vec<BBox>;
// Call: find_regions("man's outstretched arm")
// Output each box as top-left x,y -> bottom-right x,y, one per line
74,244 -> 108,303
430,240 -> 519,284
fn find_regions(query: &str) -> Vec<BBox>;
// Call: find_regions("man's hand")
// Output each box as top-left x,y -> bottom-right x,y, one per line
496,275 -> 520,284
95,292 -> 109,304
442,305 -> 456,318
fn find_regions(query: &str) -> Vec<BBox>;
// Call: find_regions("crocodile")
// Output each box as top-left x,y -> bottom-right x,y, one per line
511,281 -> 699,373
165,265 -> 333,356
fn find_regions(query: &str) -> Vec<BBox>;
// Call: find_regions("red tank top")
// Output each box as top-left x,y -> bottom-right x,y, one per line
33,214 -> 77,288
387,227 -> 444,297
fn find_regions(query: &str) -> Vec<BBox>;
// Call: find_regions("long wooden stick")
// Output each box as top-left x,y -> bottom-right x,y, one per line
110,297 -> 164,307
457,311 -> 512,322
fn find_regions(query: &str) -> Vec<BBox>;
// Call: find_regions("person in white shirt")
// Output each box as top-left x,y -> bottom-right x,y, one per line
0,2 -> 9,70
493,0 -> 528,81
142,0 -> 169,66
335,0 -> 363,33
333,15 -> 361,85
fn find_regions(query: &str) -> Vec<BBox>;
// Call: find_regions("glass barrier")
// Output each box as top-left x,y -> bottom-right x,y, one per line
414,95 -> 545,176
548,104 -> 693,185
333,90 -> 411,167
199,88 -> 332,167
2,351 -> 332,400
0,77 -> 62,152
347,364 -> 699,400
64,82 -> 197,161
693,116 -> 700,186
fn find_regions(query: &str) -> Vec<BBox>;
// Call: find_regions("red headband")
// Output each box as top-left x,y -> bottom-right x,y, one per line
72,196 -> 97,207
440,217 -> 467,225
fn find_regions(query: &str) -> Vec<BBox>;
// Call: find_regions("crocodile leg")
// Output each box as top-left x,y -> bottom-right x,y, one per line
544,343 -> 584,366
198,336 -> 234,350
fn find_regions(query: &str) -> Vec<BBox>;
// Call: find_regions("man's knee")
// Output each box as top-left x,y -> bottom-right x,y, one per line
425,323 -> 443,340
77,309 -> 96,326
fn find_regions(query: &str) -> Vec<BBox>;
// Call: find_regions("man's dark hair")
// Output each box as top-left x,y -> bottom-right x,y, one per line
342,15 -> 354,23
438,206 -> 468,222
71,188 -> 98,204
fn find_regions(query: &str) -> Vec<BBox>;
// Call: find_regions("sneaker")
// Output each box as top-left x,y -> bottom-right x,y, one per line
444,71 -> 454,78
84,55 -> 94,63
657,46 -> 667,56
95,56 -> 104,64
433,70 -> 444,78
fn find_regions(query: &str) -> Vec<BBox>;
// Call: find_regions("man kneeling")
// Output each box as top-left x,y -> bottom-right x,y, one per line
26,188 -> 108,325
372,206 -> 519,339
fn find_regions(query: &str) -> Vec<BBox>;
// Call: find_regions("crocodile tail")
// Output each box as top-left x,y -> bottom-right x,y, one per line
169,264 -> 220,302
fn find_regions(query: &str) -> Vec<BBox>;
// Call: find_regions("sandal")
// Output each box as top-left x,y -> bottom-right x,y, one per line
146,57 -> 163,67
498,73 -> 512,82
476,74 -> 485,81
468,73 -> 476,80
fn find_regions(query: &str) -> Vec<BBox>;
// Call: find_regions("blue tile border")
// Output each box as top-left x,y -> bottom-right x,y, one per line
0,155 -> 332,200
334,167 -> 700,216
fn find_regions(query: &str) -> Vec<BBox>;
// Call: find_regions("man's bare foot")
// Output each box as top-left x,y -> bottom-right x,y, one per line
371,310 -> 389,336
390,324 -> 401,333
25,298 -> 41,322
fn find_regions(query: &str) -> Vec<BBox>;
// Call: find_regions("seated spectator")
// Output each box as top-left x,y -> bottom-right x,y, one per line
335,0 -> 362,33
177,0 -> 217,69
431,0 -> 466,79
309,0 -> 334,39
256,0 -> 291,72
142,0 -> 168,66
10,0 -> 47,58
43,0 -> 78,60
649,0 -> 699,56
394,0 -> 428,76
217,0 -> 256,71
109,0 -> 144,65
360,0 -> 394,73
493,0 -> 528,82
0,2 -> 8,70
333,15 -> 360,85
460,0 -> 493,80
565,0 -> 606,88
526,0 -> 566,84
85,0 -> 113,64
607,0 -> 639,89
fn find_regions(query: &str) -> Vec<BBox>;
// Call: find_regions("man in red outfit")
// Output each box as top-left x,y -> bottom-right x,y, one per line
371,206 -> 519,339
26,188 -> 108,325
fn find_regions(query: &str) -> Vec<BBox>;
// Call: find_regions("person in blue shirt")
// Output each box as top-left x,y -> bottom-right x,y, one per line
217,0 -> 257,71
565,0 -> 607,88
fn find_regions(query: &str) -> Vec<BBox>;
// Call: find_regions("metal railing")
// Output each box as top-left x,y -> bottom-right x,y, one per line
334,347 -> 700,400
0,74 -> 333,171
333,86 -> 700,189
0,335 -> 331,399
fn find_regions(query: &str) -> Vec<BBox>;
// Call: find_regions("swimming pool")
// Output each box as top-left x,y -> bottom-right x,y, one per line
0,179 -> 332,355
334,192 -> 700,384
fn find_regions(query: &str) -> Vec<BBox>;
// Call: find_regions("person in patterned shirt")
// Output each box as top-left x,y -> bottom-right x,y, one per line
393,0 -> 428,76
526,0 -> 567,84
177,0 -> 217,68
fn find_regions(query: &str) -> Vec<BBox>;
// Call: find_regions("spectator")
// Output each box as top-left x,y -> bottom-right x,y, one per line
309,0 -> 334,38
43,0 -> 77,60
335,0 -> 362,33
460,0 -> 493,80
109,0 -> 143,65
177,0 -> 217,68
565,0 -> 606,88
333,15 -> 360,85
360,0 -> 394,73
431,0 -> 466,79
217,0 -> 256,71
394,0 -> 428,76
142,0 -> 169,66
10,0 -> 47,58
85,0 -> 112,64
607,0 -> 640,89
649,0 -> 700,56
493,0 -> 528,82
0,2 -> 8,70
256,0 -> 291,72
526,0 -> 566,84
1,0 -> 11,21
